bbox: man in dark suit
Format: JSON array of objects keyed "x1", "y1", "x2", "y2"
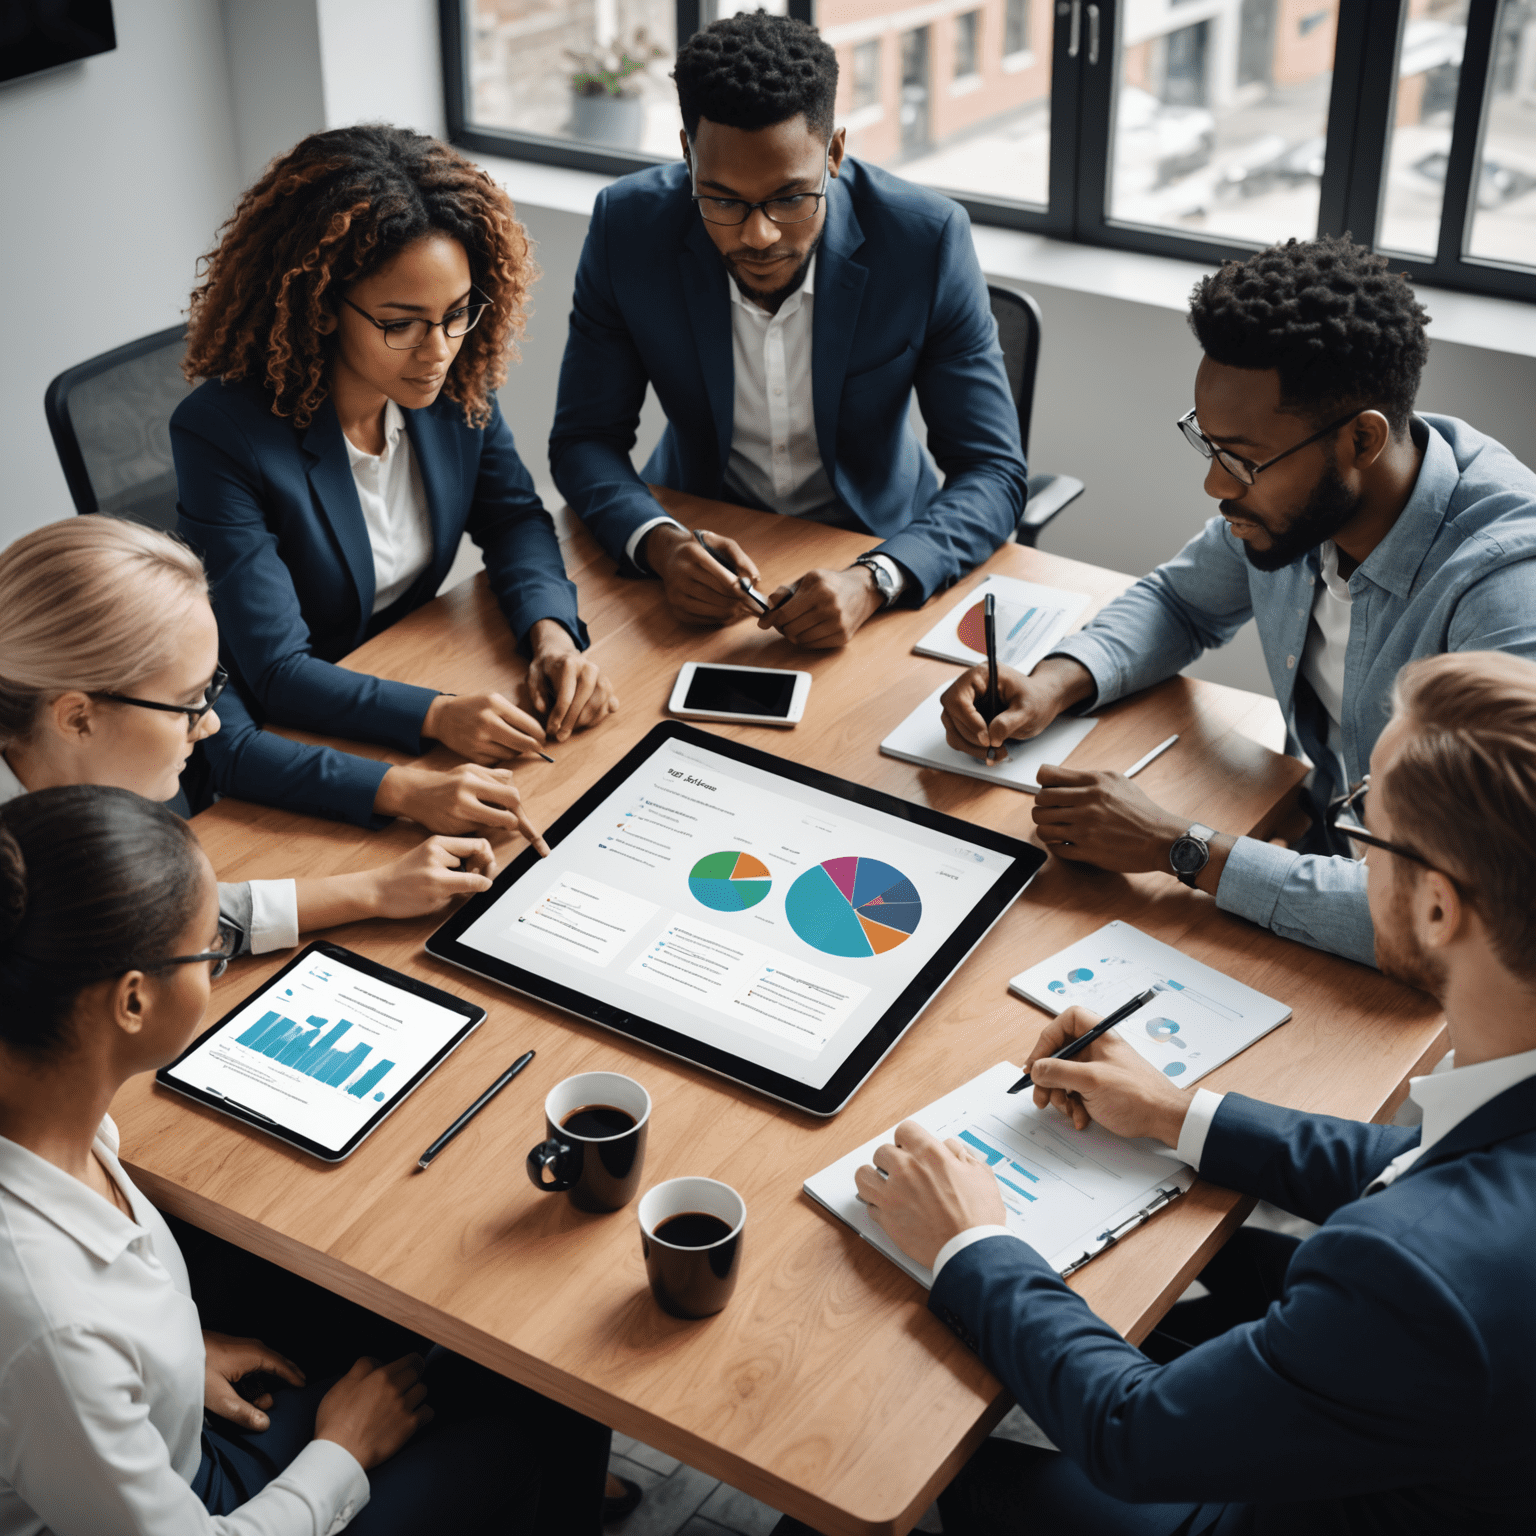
[
  {"x1": 836, "y1": 649, "x2": 1536, "y2": 1534},
  {"x1": 549, "y1": 11, "x2": 1026, "y2": 648}
]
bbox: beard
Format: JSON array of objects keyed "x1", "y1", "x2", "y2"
[
  {"x1": 1233, "y1": 461, "x2": 1365, "y2": 573},
  {"x1": 723, "y1": 232, "x2": 822, "y2": 314},
  {"x1": 1373, "y1": 869, "x2": 1448, "y2": 1000}
]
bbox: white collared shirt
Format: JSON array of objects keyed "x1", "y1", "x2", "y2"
[
  {"x1": 932, "y1": 1045, "x2": 1536, "y2": 1279},
  {"x1": 0, "y1": 1116, "x2": 367, "y2": 1535},
  {"x1": 1300, "y1": 539, "x2": 1353, "y2": 756},
  {"x1": 342, "y1": 400, "x2": 434, "y2": 616},
  {"x1": 0, "y1": 754, "x2": 297, "y2": 956}
]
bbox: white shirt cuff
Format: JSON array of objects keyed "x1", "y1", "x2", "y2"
[
  {"x1": 248, "y1": 879, "x2": 299, "y2": 955},
  {"x1": 271, "y1": 1438, "x2": 370, "y2": 1535},
  {"x1": 625, "y1": 515, "x2": 684, "y2": 571},
  {"x1": 932, "y1": 1224, "x2": 1022, "y2": 1281},
  {"x1": 1175, "y1": 1089, "x2": 1226, "y2": 1171}
]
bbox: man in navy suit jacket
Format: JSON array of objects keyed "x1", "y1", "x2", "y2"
[
  {"x1": 549, "y1": 12, "x2": 1025, "y2": 649},
  {"x1": 836, "y1": 650, "x2": 1536, "y2": 1535}
]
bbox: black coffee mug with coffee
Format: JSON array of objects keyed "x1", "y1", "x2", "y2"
[
  {"x1": 526, "y1": 1071, "x2": 651, "y2": 1213},
  {"x1": 638, "y1": 1177, "x2": 746, "y2": 1319}
]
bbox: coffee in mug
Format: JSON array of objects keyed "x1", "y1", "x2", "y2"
[
  {"x1": 526, "y1": 1072, "x2": 651, "y2": 1213},
  {"x1": 638, "y1": 1177, "x2": 745, "y2": 1319}
]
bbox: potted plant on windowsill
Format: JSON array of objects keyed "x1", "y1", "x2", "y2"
[{"x1": 567, "y1": 32, "x2": 664, "y2": 149}]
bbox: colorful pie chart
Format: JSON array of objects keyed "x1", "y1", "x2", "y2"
[
  {"x1": 689, "y1": 851, "x2": 772, "y2": 912},
  {"x1": 784, "y1": 856, "x2": 922, "y2": 958}
]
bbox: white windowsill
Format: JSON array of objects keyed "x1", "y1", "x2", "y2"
[
  {"x1": 949, "y1": 72, "x2": 983, "y2": 97},
  {"x1": 473, "y1": 151, "x2": 1536, "y2": 361}
]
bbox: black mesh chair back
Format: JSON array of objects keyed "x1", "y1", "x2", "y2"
[
  {"x1": 44, "y1": 325, "x2": 192, "y2": 532},
  {"x1": 986, "y1": 283, "x2": 1084, "y2": 547},
  {"x1": 988, "y1": 284, "x2": 1044, "y2": 459}
]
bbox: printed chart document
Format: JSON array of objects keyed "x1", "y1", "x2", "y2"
[
  {"x1": 881, "y1": 681, "x2": 1098, "y2": 792},
  {"x1": 1010, "y1": 920, "x2": 1291, "y2": 1086},
  {"x1": 913, "y1": 575, "x2": 1091, "y2": 669},
  {"x1": 804, "y1": 1062, "x2": 1193, "y2": 1286}
]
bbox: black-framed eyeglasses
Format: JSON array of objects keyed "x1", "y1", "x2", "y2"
[
  {"x1": 145, "y1": 924, "x2": 237, "y2": 982},
  {"x1": 96, "y1": 664, "x2": 228, "y2": 729},
  {"x1": 689, "y1": 138, "x2": 833, "y2": 226},
  {"x1": 340, "y1": 288, "x2": 491, "y2": 350},
  {"x1": 1327, "y1": 776, "x2": 1434, "y2": 868},
  {"x1": 1177, "y1": 408, "x2": 1365, "y2": 487}
]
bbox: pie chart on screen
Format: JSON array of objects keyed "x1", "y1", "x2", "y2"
[
  {"x1": 785, "y1": 857, "x2": 922, "y2": 958},
  {"x1": 689, "y1": 851, "x2": 772, "y2": 912}
]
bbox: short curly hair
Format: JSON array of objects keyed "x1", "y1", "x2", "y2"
[
  {"x1": 673, "y1": 11, "x2": 838, "y2": 141},
  {"x1": 1187, "y1": 236, "x2": 1430, "y2": 434},
  {"x1": 183, "y1": 125, "x2": 535, "y2": 429}
]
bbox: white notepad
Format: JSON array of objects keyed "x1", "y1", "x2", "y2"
[
  {"x1": 1009, "y1": 921, "x2": 1292, "y2": 1087},
  {"x1": 880, "y1": 681, "x2": 1098, "y2": 792},
  {"x1": 803, "y1": 1061, "x2": 1193, "y2": 1286},
  {"x1": 913, "y1": 575, "x2": 1091, "y2": 669}
]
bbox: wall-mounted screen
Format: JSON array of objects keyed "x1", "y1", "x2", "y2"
[{"x1": 1, "y1": 1, "x2": 116, "y2": 87}]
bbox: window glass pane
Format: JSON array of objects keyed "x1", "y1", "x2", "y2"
[
  {"x1": 1377, "y1": 2, "x2": 1468, "y2": 258},
  {"x1": 825, "y1": 0, "x2": 1051, "y2": 207},
  {"x1": 1108, "y1": 1, "x2": 1336, "y2": 246},
  {"x1": 467, "y1": 0, "x2": 683, "y2": 155},
  {"x1": 1466, "y1": 0, "x2": 1536, "y2": 269}
]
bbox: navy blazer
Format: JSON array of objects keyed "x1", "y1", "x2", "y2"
[
  {"x1": 931, "y1": 1083, "x2": 1536, "y2": 1534},
  {"x1": 548, "y1": 158, "x2": 1026, "y2": 601},
  {"x1": 172, "y1": 377, "x2": 586, "y2": 826}
]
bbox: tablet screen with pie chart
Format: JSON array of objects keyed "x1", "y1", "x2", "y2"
[{"x1": 429, "y1": 723, "x2": 1044, "y2": 1115}]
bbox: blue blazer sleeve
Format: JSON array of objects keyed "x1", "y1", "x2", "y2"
[
  {"x1": 873, "y1": 206, "x2": 1025, "y2": 599},
  {"x1": 930, "y1": 1225, "x2": 1490, "y2": 1510},
  {"x1": 466, "y1": 400, "x2": 588, "y2": 651},
  {"x1": 548, "y1": 188, "x2": 665, "y2": 566},
  {"x1": 1198, "y1": 1092, "x2": 1420, "y2": 1224}
]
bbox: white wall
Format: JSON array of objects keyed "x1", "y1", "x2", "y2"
[{"x1": 0, "y1": 0, "x2": 242, "y2": 543}]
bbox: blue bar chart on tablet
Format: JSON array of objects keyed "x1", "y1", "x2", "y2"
[{"x1": 237, "y1": 1009, "x2": 396, "y2": 1100}]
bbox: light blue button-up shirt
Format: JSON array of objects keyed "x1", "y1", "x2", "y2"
[{"x1": 1051, "y1": 414, "x2": 1536, "y2": 966}]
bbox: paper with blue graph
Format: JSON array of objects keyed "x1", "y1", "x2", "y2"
[
  {"x1": 802, "y1": 1061, "x2": 1193, "y2": 1287},
  {"x1": 1009, "y1": 920, "x2": 1292, "y2": 1087},
  {"x1": 912, "y1": 574, "x2": 1091, "y2": 669}
]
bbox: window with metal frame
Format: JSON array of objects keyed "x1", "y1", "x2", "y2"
[{"x1": 442, "y1": 0, "x2": 1536, "y2": 303}]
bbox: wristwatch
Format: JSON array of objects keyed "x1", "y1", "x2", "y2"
[
  {"x1": 852, "y1": 553, "x2": 904, "y2": 608},
  {"x1": 1169, "y1": 823, "x2": 1217, "y2": 888}
]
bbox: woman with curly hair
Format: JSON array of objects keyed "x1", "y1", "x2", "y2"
[{"x1": 172, "y1": 124, "x2": 618, "y2": 834}]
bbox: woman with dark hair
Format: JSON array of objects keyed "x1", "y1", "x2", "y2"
[
  {"x1": 0, "y1": 785, "x2": 613, "y2": 1533},
  {"x1": 174, "y1": 124, "x2": 618, "y2": 832}
]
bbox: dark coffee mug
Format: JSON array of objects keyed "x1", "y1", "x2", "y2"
[
  {"x1": 638, "y1": 1177, "x2": 746, "y2": 1319},
  {"x1": 525, "y1": 1071, "x2": 651, "y2": 1213}
]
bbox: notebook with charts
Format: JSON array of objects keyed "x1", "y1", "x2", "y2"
[
  {"x1": 1009, "y1": 920, "x2": 1291, "y2": 1087},
  {"x1": 880, "y1": 681, "x2": 1098, "y2": 792},
  {"x1": 913, "y1": 575, "x2": 1091, "y2": 669},
  {"x1": 803, "y1": 1061, "x2": 1193, "y2": 1286}
]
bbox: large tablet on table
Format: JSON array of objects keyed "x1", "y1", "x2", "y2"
[
  {"x1": 427, "y1": 723, "x2": 1045, "y2": 1115},
  {"x1": 158, "y1": 941, "x2": 486, "y2": 1162}
]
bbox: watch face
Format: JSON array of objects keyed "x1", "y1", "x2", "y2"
[{"x1": 1170, "y1": 836, "x2": 1206, "y2": 875}]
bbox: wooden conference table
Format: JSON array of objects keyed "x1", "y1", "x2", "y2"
[{"x1": 112, "y1": 504, "x2": 1446, "y2": 1536}]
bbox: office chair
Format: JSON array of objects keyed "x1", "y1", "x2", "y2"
[
  {"x1": 987, "y1": 284, "x2": 1085, "y2": 548},
  {"x1": 44, "y1": 324, "x2": 192, "y2": 531}
]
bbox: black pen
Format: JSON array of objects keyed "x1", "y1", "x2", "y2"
[
  {"x1": 416, "y1": 1050, "x2": 536, "y2": 1169},
  {"x1": 1006, "y1": 988, "x2": 1158, "y2": 1094},
  {"x1": 981, "y1": 592, "x2": 1001, "y2": 763},
  {"x1": 693, "y1": 528, "x2": 772, "y2": 612}
]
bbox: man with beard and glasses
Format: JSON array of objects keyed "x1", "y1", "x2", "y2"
[
  {"x1": 549, "y1": 11, "x2": 1025, "y2": 649},
  {"x1": 786, "y1": 651, "x2": 1536, "y2": 1536},
  {"x1": 940, "y1": 236, "x2": 1536, "y2": 966}
]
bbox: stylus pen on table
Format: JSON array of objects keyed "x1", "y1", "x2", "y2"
[
  {"x1": 693, "y1": 528, "x2": 773, "y2": 613},
  {"x1": 981, "y1": 592, "x2": 1001, "y2": 763},
  {"x1": 416, "y1": 1050, "x2": 536, "y2": 1169},
  {"x1": 1124, "y1": 734, "x2": 1179, "y2": 779},
  {"x1": 1005, "y1": 987, "x2": 1158, "y2": 1094}
]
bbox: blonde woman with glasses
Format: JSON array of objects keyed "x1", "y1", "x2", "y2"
[{"x1": 0, "y1": 516, "x2": 532, "y2": 958}]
